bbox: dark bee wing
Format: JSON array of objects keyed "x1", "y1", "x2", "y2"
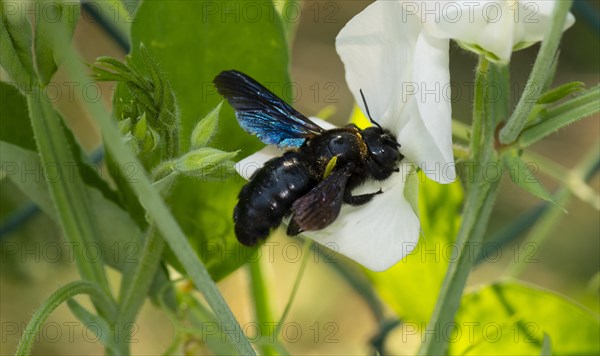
[
  {"x1": 214, "y1": 70, "x2": 324, "y2": 148},
  {"x1": 287, "y1": 168, "x2": 350, "y2": 235}
]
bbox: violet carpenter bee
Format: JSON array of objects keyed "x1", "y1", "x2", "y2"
[{"x1": 213, "y1": 70, "x2": 403, "y2": 246}]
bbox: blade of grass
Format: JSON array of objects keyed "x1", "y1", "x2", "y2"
[
  {"x1": 16, "y1": 281, "x2": 115, "y2": 356},
  {"x1": 26, "y1": 92, "x2": 114, "y2": 314}
]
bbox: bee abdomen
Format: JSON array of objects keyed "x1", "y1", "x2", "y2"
[{"x1": 234, "y1": 152, "x2": 315, "y2": 246}]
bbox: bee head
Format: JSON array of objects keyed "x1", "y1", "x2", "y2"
[{"x1": 361, "y1": 127, "x2": 403, "y2": 170}]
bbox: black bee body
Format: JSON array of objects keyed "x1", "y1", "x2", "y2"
[
  {"x1": 214, "y1": 70, "x2": 403, "y2": 246},
  {"x1": 234, "y1": 151, "x2": 315, "y2": 245}
]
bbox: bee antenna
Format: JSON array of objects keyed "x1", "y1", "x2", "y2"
[{"x1": 359, "y1": 89, "x2": 382, "y2": 129}]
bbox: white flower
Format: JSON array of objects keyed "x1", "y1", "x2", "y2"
[
  {"x1": 236, "y1": 0, "x2": 456, "y2": 271},
  {"x1": 419, "y1": 0, "x2": 576, "y2": 63}
]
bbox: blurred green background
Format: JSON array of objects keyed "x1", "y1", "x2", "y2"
[{"x1": 1, "y1": 1, "x2": 598, "y2": 354}]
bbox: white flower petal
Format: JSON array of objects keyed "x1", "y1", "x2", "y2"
[
  {"x1": 399, "y1": 99, "x2": 456, "y2": 183},
  {"x1": 425, "y1": 0, "x2": 515, "y2": 62},
  {"x1": 303, "y1": 163, "x2": 420, "y2": 271},
  {"x1": 517, "y1": 1, "x2": 576, "y2": 46},
  {"x1": 335, "y1": 0, "x2": 421, "y2": 128},
  {"x1": 411, "y1": 31, "x2": 456, "y2": 183},
  {"x1": 234, "y1": 145, "x2": 280, "y2": 180},
  {"x1": 336, "y1": 1, "x2": 455, "y2": 183}
]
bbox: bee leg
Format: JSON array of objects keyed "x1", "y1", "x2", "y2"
[
  {"x1": 287, "y1": 218, "x2": 303, "y2": 236},
  {"x1": 343, "y1": 188, "x2": 383, "y2": 206}
]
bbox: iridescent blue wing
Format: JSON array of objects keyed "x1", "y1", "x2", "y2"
[{"x1": 214, "y1": 70, "x2": 324, "y2": 148}]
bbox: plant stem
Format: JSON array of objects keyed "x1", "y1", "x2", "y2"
[
  {"x1": 275, "y1": 240, "x2": 313, "y2": 338},
  {"x1": 499, "y1": 0, "x2": 574, "y2": 144},
  {"x1": 16, "y1": 281, "x2": 115, "y2": 356},
  {"x1": 469, "y1": 57, "x2": 490, "y2": 160},
  {"x1": 116, "y1": 225, "x2": 165, "y2": 345},
  {"x1": 418, "y1": 179, "x2": 499, "y2": 355},
  {"x1": 248, "y1": 258, "x2": 277, "y2": 356},
  {"x1": 419, "y1": 55, "x2": 503, "y2": 355}
]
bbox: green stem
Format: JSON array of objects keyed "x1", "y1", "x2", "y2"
[
  {"x1": 507, "y1": 143, "x2": 600, "y2": 277},
  {"x1": 116, "y1": 226, "x2": 165, "y2": 345},
  {"x1": 58, "y1": 27, "x2": 255, "y2": 355},
  {"x1": 418, "y1": 180, "x2": 499, "y2": 355},
  {"x1": 419, "y1": 55, "x2": 503, "y2": 355},
  {"x1": 499, "y1": 0, "x2": 574, "y2": 144},
  {"x1": 16, "y1": 281, "x2": 115, "y2": 356},
  {"x1": 470, "y1": 57, "x2": 490, "y2": 159},
  {"x1": 248, "y1": 259, "x2": 277, "y2": 356},
  {"x1": 275, "y1": 240, "x2": 313, "y2": 338}
]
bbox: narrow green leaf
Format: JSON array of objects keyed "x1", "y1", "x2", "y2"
[
  {"x1": 0, "y1": 81, "x2": 36, "y2": 151},
  {"x1": 16, "y1": 281, "x2": 114, "y2": 356},
  {"x1": 499, "y1": 0, "x2": 574, "y2": 144},
  {"x1": 0, "y1": 4, "x2": 35, "y2": 90},
  {"x1": 66, "y1": 299, "x2": 119, "y2": 353},
  {"x1": 33, "y1": 0, "x2": 80, "y2": 84},
  {"x1": 520, "y1": 85, "x2": 600, "y2": 147},
  {"x1": 26, "y1": 92, "x2": 113, "y2": 309},
  {"x1": 537, "y1": 81, "x2": 585, "y2": 104},
  {"x1": 503, "y1": 150, "x2": 556, "y2": 205},
  {"x1": 540, "y1": 333, "x2": 552, "y2": 356},
  {"x1": 191, "y1": 102, "x2": 222, "y2": 148}
]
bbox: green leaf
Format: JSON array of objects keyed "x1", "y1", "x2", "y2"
[
  {"x1": 25, "y1": 91, "x2": 114, "y2": 312},
  {"x1": 0, "y1": 4, "x2": 35, "y2": 90},
  {"x1": 537, "y1": 81, "x2": 585, "y2": 105},
  {"x1": 16, "y1": 281, "x2": 115, "y2": 356},
  {"x1": 520, "y1": 85, "x2": 600, "y2": 147},
  {"x1": 191, "y1": 101, "x2": 222, "y2": 148},
  {"x1": 130, "y1": 0, "x2": 290, "y2": 280},
  {"x1": 66, "y1": 299, "x2": 118, "y2": 353},
  {"x1": 449, "y1": 282, "x2": 600, "y2": 355},
  {"x1": 33, "y1": 0, "x2": 80, "y2": 84},
  {"x1": 366, "y1": 173, "x2": 464, "y2": 325},
  {"x1": 0, "y1": 81, "x2": 36, "y2": 151},
  {"x1": 503, "y1": 150, "x2": 556, "y2": 204}
]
